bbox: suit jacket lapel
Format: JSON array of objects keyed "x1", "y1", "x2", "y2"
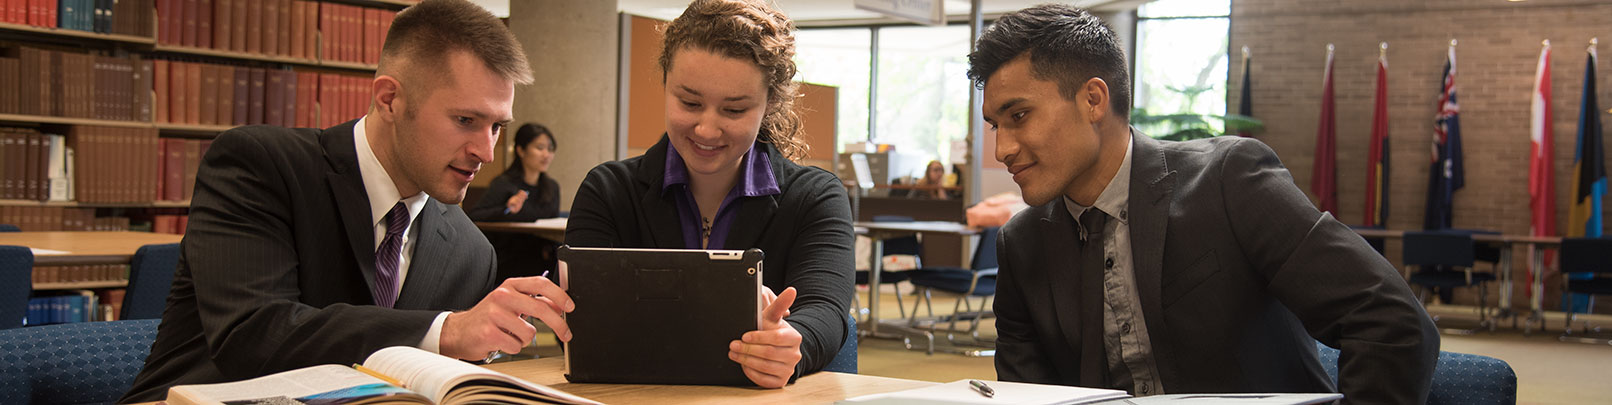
[
  {"x1": 321, "y1": 120, "x2": 380, "y2": 304},
  {"x1": 396, "y1": 201, "x2": 452, "y2": 309},
  {"x1": 1041, "y1": 199, "x2": 1107, "y2": 386},
  {"x1": 1127, "y1": 130, "x2": 1177, "y2": 383},
  {"x1": 636, "y1": 136, "x2": 686, "y2": 248}
]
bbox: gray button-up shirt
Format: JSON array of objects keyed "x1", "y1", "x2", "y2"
[{"x1": 1063, "y1": 135, "x2": 1165, "y2": 396}]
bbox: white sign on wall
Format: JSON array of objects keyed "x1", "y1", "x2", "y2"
[{"x1": 853, "y1": 0, "x2": 945, "y2": 26}]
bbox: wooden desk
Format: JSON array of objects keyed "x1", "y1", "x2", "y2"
[
  {"x1": 483, "y1": 357, "x2": 935, "y2": 404},
  {"x1": 853, "y1": 221, "x2": 978, "y2": 351},
  {"x1": 475, "y1": 217, "x2": 568, "y2": 243},
  {"x1": 0, "y1": 231, "x2": 182, "y2": 266},
  {"x1": 1351, "y1": 228, "x2": 1563, "y2": 333}
]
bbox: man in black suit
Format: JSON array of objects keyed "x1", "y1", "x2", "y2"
[
  {"x1": 122, "y1": 1, "x2": 575, "y2": 401},
  {"x1": 968, "y1": 5, "x2": 1439, "y2": 404}
]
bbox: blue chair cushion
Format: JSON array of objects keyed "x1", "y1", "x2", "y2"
[
  {"x1": 123, "y1": 243, "x2": 181, "y2": 320},
  {"x1": 908, "y1": 268, "x2": 996, "y2": 297},
  {"x1": 1314, "y1": 341, "x2": 1515, "y2": 405},
  {"x1": 0, "y1": 246, "x2": 32, "y2": 330},
  {"x1": 0, "y1": 319, "x2": 161, "y2": 404},
  {"x1": 821, "y1": 314, "x2": 857, "y2": 374}
]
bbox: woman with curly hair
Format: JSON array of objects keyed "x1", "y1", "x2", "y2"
[{"x1": 564, "y1": 0, "x2": 853, "y2": 388}]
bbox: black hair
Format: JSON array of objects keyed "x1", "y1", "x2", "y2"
[
  {"x1": 503, "y1": 123, "x2": 555, "y2": 180},
  {"x1": 966, "y1": 4, "x2": 1130, "y2": 118}
]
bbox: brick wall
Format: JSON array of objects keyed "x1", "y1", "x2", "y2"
[{"x1": 1229, "y1": 0, "x2": 1612, "y2": 314}]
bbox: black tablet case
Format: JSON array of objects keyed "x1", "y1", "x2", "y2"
[{"x1": 558, "y1": 246, "x2": 764, "y2": 385}]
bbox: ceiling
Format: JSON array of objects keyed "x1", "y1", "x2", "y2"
[{"x1": 617, "y1": 0, "x2": 1144, "y2": 25}]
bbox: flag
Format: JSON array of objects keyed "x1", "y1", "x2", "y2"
[
  {"x1": 1568, "y1": 43, "x2": 1605, "y2": 238},
  {"x1": 1237, "y1": 46, "x2": 1253, "y2": 137},
  {"x1": 1312, "y1": 45, "x2": 1338, "y2": 214},
  {"x1": 1365, "y1": 44, "x2": 1391, "y2": 227},
  {"x1": 1528, "y1": 41, "x2": 1558, "y2": 302},
  {"x1": 1424, "y1": 44, "x2": 1464, "y2": 230},
  {"x1": 1565, "y1": 41, "x2": 1603, "y2": 311}
]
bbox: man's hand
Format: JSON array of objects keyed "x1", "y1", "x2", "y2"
[
  {"x1": 729, "y1": 286, "x2": 802, "y2": 388},
  {"x1": 440, "y1": 276, "x2": 573, "y2": 361},
  {"x1": 505, "y1": 190, "x2": 529, "y2": 214}
]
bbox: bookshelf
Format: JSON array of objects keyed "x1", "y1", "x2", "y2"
[
  {"x1": 156, "y1": 123, "x2": 233, "y2": 136},
  {"x1": 0, "y1": 22, "x2": 157, "y2": 45},
  {"x1": 0, "y1": 113, "x2": 155, "y2": 129},
  {"x1": 34, "y1": 280, "x2": 130, "y2": 291},
  {"x1": 0, "y1": 199, "x2": 190, "y2": 208}
]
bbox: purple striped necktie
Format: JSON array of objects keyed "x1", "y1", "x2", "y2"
[{"x1": 374, "y1": 201, "x2": 409, "y2": 308}]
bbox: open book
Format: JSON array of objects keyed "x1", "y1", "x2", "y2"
[{"x1": 166, "y1": 346, "x2": 601, "y2": 405}]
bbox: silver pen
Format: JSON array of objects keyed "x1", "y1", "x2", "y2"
[{"x1": 968, "y1": 379, "x2": 994, "y2": 398}]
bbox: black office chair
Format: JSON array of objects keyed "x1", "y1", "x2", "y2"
[
  {"x1": 905, "y1": 227, "x2": 998, "y2": 351},
  {"x1": 1403, "y1": 230, "x2": 1496, "y2": 333},
  {"x1": 0, "y1": 224, "x2": 19, "y2": 232},
  {"x1": 122, "y1": 243, "x2": 181, "y2": 320},
  {"x1": 1558, "y1": 237, "x2": 1612, "y2": 343},
  {"x1": 851, "y1": 215, "x2": 921, "y2": 322},
  {"x1": 0, "y1": 246, "x2": 31, "y2": 330}
]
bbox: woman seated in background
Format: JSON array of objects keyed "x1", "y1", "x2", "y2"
[
  {"x1": 468, "y1": 123, "x2": 561, "y2": 281},
  {"x1": 564, "y1": 0, "x2": 852, "y2": 388},
  {"x1": 892, "y1": 160, "x2": 953, "y2": 199}
]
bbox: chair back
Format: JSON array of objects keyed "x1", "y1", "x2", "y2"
[
  {"x1": 0, "y1": 224, "x2": 19, "y2": 232},
  {"x1": 0, "y1": 319, "x2": 161, "y2": 404},
  {"x1": 822, "y1": 314, "x2": 858, "y2": 374},
  {"x1": 969, "y1": 227, "x2": 1000, "y2": 271},
  {"x1": 1560, "y1": 238, "x2": 1612, "y2": 274},
  {"x1": 0, "y1": 246, "x2": 32, "y2": 330},
  {"x1": 1402, "y1": 231, "x2": 1476, "y2": 267},
  {"x1": 871, "y1": 215, "x2": 922, "y2": 256},
  {"x1": 1315, "y1": 342, "x2": 1515, "y2": 405},
  {"x1": 122, "y1": 243, "x2": 181, "y2": 320}
]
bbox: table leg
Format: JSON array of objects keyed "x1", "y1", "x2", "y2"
[
  {"x1": 1497, "y1": 243, "x2": 1515, "y2": 328},
  {"x1": 867, "y1": 237, "x2": 884, "y2": 335}
]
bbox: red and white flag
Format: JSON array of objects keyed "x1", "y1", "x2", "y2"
[{"x1": 1529, "y1": 41, "x2": 1558, "y2": 285}]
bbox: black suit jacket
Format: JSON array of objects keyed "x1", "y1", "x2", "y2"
[
  {"x1": 122, "y1": 121, "x2": 497, "y2": 402},
  {"x1": 994, "y1": 132, "x2": 1438, "y2": 404},
  {"x1": 564, "y1": 136, "x2": 854, "y2": 379}
]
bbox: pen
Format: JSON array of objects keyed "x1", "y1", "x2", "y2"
[
  {"x1": 969, "y1": 379, "x2": 994, "y2": 398},
  {"x1": 486, "y1": 271, "x2": 554, "y2": 363},
  {"x1": 353, "y1": 364, "x2": 405, "y2": 388}
]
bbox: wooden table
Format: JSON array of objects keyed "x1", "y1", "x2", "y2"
[
  {"x1": 483, "y1": 357, "x2": 935, "y2": 404},
  {"x1": 1352, "y1": 228, "x2": 1563, "y2": 333},
  {"x1": 475, "y1": 217, "x2": 568, "y2": 243},
  {"x1": 853, "y1": 221, "x2": 979, "y2": 353},
  {"x1": 0, "y1": 231, "x2": 183, "y2": 266}
]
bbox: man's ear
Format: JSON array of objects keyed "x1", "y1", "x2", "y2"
[
  {"x1": 1082, "y1": 77, "x2": 1110, "y2": 124},
  {"x1": 373, "y1": 75, "x2": 402, "y2": 122}
]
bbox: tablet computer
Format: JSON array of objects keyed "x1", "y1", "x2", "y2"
[{"x1": 557, "y1": 246, "x2": 764, "y2": 385}]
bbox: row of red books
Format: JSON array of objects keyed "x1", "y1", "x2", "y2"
[
  {"x1": 66, "y1": 126, "x2": 164, "y2": 204},
  {"x1": 156, "y1": 138, "x2": 208, "y2": 202},
  {"x1": 155, "y1": 0, "x2": 396, "y2": 65},
  {"x1": 0, "y1": 127, "x2": 58, "y2": 201},
  {"x1": 0, "y1": 47, "x2": 154, "y2": 122},
  {"x1": 0, "y1": 205, "x2": 126, "y2": 231},
  {"x1": 0, "y1": 126, "x2": 209, "y2": 204},
  {"x1": 153, "y1": 59, "x2": 369, "y2": 129},
  {"x1": 1, "y1": 0, "x2": 154, "y2": 37},
  {"x1": 31, "y1": 265, "x2": 125, "y2": 284}
]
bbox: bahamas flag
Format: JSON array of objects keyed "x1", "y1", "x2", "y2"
[{"x1": 1565, "y1": 42, "x2": 1604, "y2": 312}]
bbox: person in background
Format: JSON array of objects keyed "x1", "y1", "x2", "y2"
[
  {"x1": 469, "y1": 123, "x2": 562, "y2": 281},
  {"x1": 563, "y1": 0, "x2": 853, "y2": 389},
  {"x1": 971, "y1": 4, "x2": 1437, "y2": 403},
  {"x1": 913, "y1": 160, "x2": 950, "y2": 199}
]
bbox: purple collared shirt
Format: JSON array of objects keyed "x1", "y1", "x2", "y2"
[{"x1": 663, "y1": 142, "x2": 781, "y2": 249}]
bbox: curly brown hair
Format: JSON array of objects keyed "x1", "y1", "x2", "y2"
[{"x1": 658, "y1": 0, "x2": 807, "y2": 161}]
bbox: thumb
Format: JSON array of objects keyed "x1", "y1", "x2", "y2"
[{"x1": 763, "y1": 287, "x2": 796, "y2": 326}]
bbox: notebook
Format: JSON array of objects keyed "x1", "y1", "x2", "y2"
[
  {"x1": 837, "y1": 379, "x2": 1129, "y2": 405},
  {"x1": 557, "y1": 246, "x2": 764, "y2": 385}
]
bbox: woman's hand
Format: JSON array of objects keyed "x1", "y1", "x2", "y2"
[
  {"x1": 729, "y1": 287, "x2": 802, "y2": 388},
  {"x1": 505, "y1": 190, "x2": 529, "y2": 214}
]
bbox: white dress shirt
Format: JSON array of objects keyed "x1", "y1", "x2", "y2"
[{"x1": 353, "y1": 116, "x2": 452, "y2": 354}]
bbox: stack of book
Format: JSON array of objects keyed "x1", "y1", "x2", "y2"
[
  {"x1": 67, "y1": 126, "x2": 162, "y2": 204},
  {"x1": 319, "y1": 1, "x2": 396, "y2": 65},
  {"x1": 158, "y1": 0, "x2": 319, "y2": 61},
  {"x1": 153, "y1": 59, "x2": 369, "y2": 129},
  {"x1": 0, "y1": 46, "x2": 154, "y2": 122}
]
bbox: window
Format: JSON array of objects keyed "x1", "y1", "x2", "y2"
[
  {"x1": 1133, "y1": 0, "x2": 1231, "y2": 138},
  {"x1": 794, "y1": 28, "x2": 872, "y2": 151}
]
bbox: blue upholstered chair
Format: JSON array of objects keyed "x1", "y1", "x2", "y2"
[
  {"x1": 0, "y1": 224, "x2": 20, "y2": 232},
  {"x1": 0, "y1": 245, "x2": 32, "y2": 330},
  {"x1": 1558, "y1": 237, "x2": 1612, "y2": 343},
  {"x1": 0, "y1": 319, "x2": 161, "y2": 404},
  {"x1": 822, "y1": 314, "x2": 858, "y2": 374},
  {"x1": 122, "y1": 243, "x2": 181, "y2": 320},
  {"x1": 1402, "y1": 230, "x2": 1496, "y2": 333},
  {"x1": 905, "y1": 227, "x2": 999, "y2": 349},
  {"x1": 1315, "y1": 342, "x2": 1516, "y2": 405}
]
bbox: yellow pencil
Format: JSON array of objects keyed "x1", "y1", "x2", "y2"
[{"x1": 352, "y1": 364, "x2": 406, "y2": 388}]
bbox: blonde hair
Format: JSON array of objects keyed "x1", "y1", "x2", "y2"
[{"x1": 658, "y1": 0, "x2": 806, "y2": 161}]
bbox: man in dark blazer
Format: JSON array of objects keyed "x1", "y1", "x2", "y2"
[
  {"x1": 122, "y1": 1, "x2": 574, "y2": 401},
  {"x1": 968, "y1": 5, "x2": 1439, "y2": 404}
]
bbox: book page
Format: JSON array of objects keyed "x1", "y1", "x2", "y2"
[
  {"x1": 363, "y1": 346, "x2": 600, "y2": 405},
  {"x1": 168, "y1": 365, "x2": 415, "y2": 405}
]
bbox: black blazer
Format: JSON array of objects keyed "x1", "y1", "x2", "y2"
[
  {"x1": 122, "y1": 121, "x2": 497, "y2": 402},
  {"x1": 467, "y1": 172, "x2": 561, "y2": 222},
  {"x1": 565, "y1": 136, "x2": 854, "y2": 379},
  {"x1": 993, "y1": 132, "x2": 1438, "y2": 404}
]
